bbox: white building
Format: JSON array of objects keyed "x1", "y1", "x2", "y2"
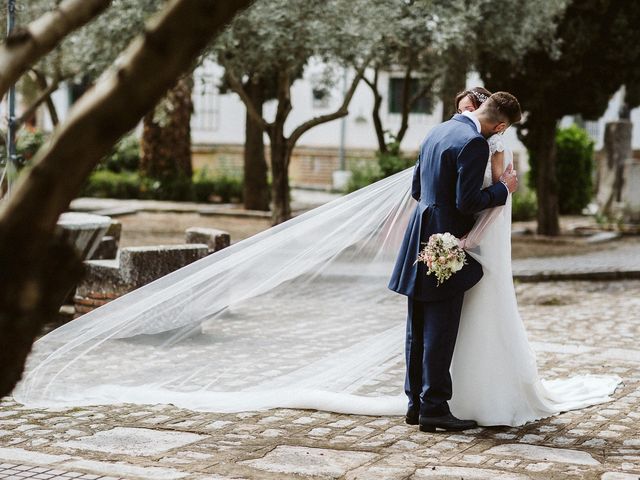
[{"x1": 15, "y1": 59, "x2": 640, "y2": 190}]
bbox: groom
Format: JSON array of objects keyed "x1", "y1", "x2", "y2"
[{"x1": 389, "y1": 91, "x2": 522, "y2": 432}]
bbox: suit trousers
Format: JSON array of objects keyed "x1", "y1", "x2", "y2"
[{"x1": 404, "y1": 292, "x2": 465, "y2": 417}]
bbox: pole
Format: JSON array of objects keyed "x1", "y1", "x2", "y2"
[
  {"x1": 5, "y1": 0, "x2": 17, "y2": 197},
  {"x1": 338, "y1": 68, "x2": 348, "y2": 171}
]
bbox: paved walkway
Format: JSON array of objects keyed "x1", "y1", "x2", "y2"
[
  {"x1": 2, "y1": 280, "x2": 640, "y2": 479},
  {"x1": 69, "y1": 189, "x2": 343, "y2": 219},
  {"x1": 512, "y1": 239, "x2": 640, "y2": 281}
]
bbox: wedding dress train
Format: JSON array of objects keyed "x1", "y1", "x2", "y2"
[
  {"x1": 13, "y1": 151, "x2": 620, "y2": 426},
  {"x1": 450, "y1": 149, "x2": 620, "y2": 426}
]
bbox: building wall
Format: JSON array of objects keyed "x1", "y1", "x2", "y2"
[
  {"x1": 3, "y1": 57, "x2": 639, "y2": 191},
  {"x1": 193, "y1": 143, "x2": 378, "y2": 189}
]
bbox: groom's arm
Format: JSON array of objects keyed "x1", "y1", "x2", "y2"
[{"x1": 455, "y1": 137, "x2": 508, "y2": 215}]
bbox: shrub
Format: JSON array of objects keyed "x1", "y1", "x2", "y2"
[
  {"x1": 512, "y1": 188, "x2": 538, "y2": 222},
  {"x1": 377, "y1": 150, "x2": 415, "y2": 178},
  {"x1": 99, "y1": 134, "x2": 141, "y2": 172},
  {"x1": 527, "y1": 125, "x2": 594, "y2": 215},
  {"x1": 555, "y1": 125, "x2": 594, "y2": 214},
  {"x1": 347, "y1": 141, "x2": 415, "y2": 193},
  {"x1": 141, "y1": 174, "x2": 192, "y2": 201},
  {"x1": 192, "y1": 168, "x2": 243, "y2": 203},
  {"x1": 16, "y1": 128, "x2": 47, "y2": 166},
  {"x1": 82, "y1": 170, "x2": 142, "y2": 199},
  {"x1": 347, "y1": 160, "x2": 382, "y2": 193}
]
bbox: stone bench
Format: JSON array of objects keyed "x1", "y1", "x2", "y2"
[
  {"x1": 185, "y1": 227, "x2": 230, "y2": 253},
  {"x1": 74, "y1": 244, "x2": 209, "y2": 317}
]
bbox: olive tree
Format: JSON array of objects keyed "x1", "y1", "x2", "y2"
[
  {"x1": 212, "y1": 0, "x2": 378, "y2": 224},
  {"x1": 0, "y1": 0, "x2": 252, "y2": 399}
]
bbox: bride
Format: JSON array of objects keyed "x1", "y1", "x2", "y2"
[
  {"x1": 445, "y1": 87, "x2": 620, "y2": 427},
  {"x1": 13, "y1": 88, "x2": 620, "y2": 428}
]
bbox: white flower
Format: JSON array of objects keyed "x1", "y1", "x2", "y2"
[
  {"x1": 440, "y1": 233, "x2": 459, "y2": 250},
  {"x1": 451, "y1": 259, "x2": 465, "y2": 272}
]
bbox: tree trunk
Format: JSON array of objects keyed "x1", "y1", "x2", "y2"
[
  {"x1": 269, "y1": 130, "x2": 291, "y2": 225},
  {"x1": 440, "y1": 49, "x2": 467, "y2": 121},
  {"x1": 367, "y1": 68, "x2": 387, "y2": 153},
  {"x1": 528, "y1": 117, "x2": 561, "y2": 235},
  {"x1": 140, "y1": 74, "x2": 194, "y2": 199},
  {"x1": 0, "y1": 0, "x2": 252, "y2": 399},
  {"x1": 32, "y1": 71, "x2": 60, "y2": 126},
  {"x1": 243, "y1": 77, "x2": 270, "y2": 211},
  {"x1": 0, "y1": 230, "x2": 83, "y2": 398}
]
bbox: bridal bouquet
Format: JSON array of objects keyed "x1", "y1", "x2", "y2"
[{"x1": 416, "y1": 233, "x2": 467, "y2": 286}]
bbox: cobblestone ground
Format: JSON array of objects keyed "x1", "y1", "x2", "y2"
[{"x1": 1, "y1": 280, "x2": 640, "y2": 480}]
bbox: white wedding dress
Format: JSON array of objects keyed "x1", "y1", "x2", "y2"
[
  {"x1": 12, "y1": 139, "x2": 620, "y2": 426},
  {"x1": 449, "y1": 138, "x2": 621, "y2": 426}
]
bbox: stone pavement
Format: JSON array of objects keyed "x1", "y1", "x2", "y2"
[
  {"x1": 512, "y1": 239, "x2": 640, "y2": 281},
  {"x1": 69, "y1": 189, "x2": 343, "y2": 219},
  {"x1": 1, "y1": 280, "x2": 640, "y2": 479}
]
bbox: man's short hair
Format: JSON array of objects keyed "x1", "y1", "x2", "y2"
[{"x1": 483, "y1": 92, "x2": 522, "y2": 125}]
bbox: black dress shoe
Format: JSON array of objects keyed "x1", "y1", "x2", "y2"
[
  {"x1": 405, "y1": 409, "x2": 419, "y2": 425},
  {"x1": 419, "y1": 413, "x2": 478, "y2": 432}
]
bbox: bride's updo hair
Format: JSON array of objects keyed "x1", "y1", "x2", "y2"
[{"x1": 455, "y1": 86, "x2": 492, "y2": 113}]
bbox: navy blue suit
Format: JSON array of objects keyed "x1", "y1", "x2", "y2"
[{"x1": 388, "y1": 114, "x2": 508, "y2": 416}]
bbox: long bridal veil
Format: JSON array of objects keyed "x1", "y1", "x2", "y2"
[
  {"x1": 14, "y1": 161, "x2": 620, "y2": 423},
  {"x1": 14, "y1": 169, "x2": 416, "y2": 415}
]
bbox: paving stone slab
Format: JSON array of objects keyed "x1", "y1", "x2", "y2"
[
  {"x1": 239, "y1": 445, "x2": 377, "y2": 478},
  {"x1": 413, "y1": 466, "x2": 533, "y2": 479},
  {"x1": 485, "y1": 444, "x2": 600, "y2": 466},
  {"x1": 55, "y1": 427, "x2": 205, "y2": 456}
]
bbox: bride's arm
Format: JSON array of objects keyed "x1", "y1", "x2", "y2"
[{"x1": 491, "y1": 151, "x2": 505, "y2": 183}]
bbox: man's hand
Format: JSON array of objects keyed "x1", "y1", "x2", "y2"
[{"x1": 499, "y1": 163, "x2": 518, "y2": 193}]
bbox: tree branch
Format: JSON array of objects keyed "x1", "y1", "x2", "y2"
[
  {"x1": 0, "y1": 0, "x2": 254, "y2": 399},
  {"x1": 274, "y1": 69, "x2": 292, "y2": 128},
  {"x1": 16, "y1": 74, "x2": 64, "y2": 129},
  {"x1": 364, "y1": 66, "x2": 387, "y2": 153},
  {"x1": 288, "y1": 59, "x2": 370, "y2": 148},
  {"x1": 1, "y1": 0, "x2": 255, "y2": 250},
  {"x1": 0, "y1": 0, "x2": 112, "y2": 99},
  {"x1": 224, "y1": 67, "x2": 270, "y2": 131},
  {"x1": 396, "y1": 56, "x2": 414, "y2": 144}
]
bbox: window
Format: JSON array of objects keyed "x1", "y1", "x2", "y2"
[
  {"x1": 312, "y1": 86, "x2": 331, "y2": 109},
  {"x1": 191, "y1": 74, "x2": 219, "y2": 131},
  {"x1": 388, "y1": 77, "x2": 432, "y2": 115}
]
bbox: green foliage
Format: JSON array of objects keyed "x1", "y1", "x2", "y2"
[
  {"x1": 143, "y1": 175, "x2": 193, "y2": 202},
  {"x1": 526, "y1": 125, "x2": 594, "y2": 214},
  {"x1": 555, "y1": 125, "x2": 594, "y2": 214},
  {"x1": 193, "y1": 168, "x2": 243, "y2": 203},
  {"x1": 512, "y1": 189, "x2": 538, "y2": 222},
  {"x1": 16, "y1": 129, "x2": 48, "y2": 165},
  {"x1": 82, "y1": 170, "x2": 142, "y2": 199},
  {"x1": 347, "y1": 160, "x2": 382, "y2": 193},
  {"x1": 99, "y1": 134, "x2": 140, "y2": 173},
  {"x1": 347, "y1": 144, "x2": 415, "y2": 192},
  {"x1": 377, "y1": 141, "x2": 415, "y2": 178},
  {"x1": 81, "y1": 167, "x2": 243, "y2": 203}
]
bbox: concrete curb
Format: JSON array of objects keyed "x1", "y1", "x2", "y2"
[{"x1": 513, "y1": 269, "x2": 640, "y2": 282}]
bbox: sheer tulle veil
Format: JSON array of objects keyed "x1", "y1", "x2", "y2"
[
  {"x1": 14, "y1": 154, "x2": 620, "y2": 422},
  {"x1": 14, "y1": 168, "x2": 417, "y2": 415}
]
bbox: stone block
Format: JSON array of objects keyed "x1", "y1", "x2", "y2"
[
  {"x1": 120, "y1": 244, "x2": 209, "y2": 286},
  {"x1": 90, "y1": 236, "x2": 118, "y2": 260},
  {"x1": 74, "y1": 244, "x2": 209, "y2": 316},
  {"x1": 185, "y1": 227, "x2": 230, "y2": 252}
]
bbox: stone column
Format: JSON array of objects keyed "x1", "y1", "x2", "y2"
[{"x1": 597, "y1": 121, "x2": 635, "y2": 221}]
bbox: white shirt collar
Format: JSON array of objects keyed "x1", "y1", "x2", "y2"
[{"x1": 461, "y1": 111, "x2": 481, "y2": 133}]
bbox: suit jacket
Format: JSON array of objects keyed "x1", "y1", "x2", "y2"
[{"x1": 388, "y1": 114, "x2": 509, "y2": 302}]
